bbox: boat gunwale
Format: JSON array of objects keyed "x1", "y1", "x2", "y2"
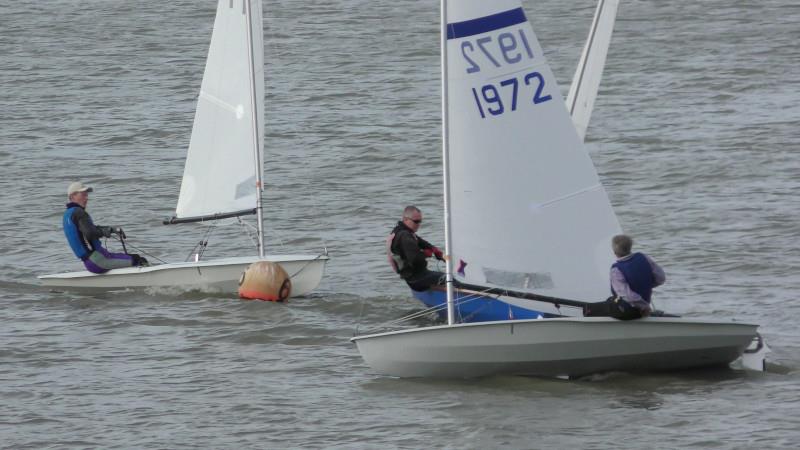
[
  {"x1": 38, "y1": 254, "x2": 329, "y2": 280},
  {"x1": 351, "y1": 316, "x2": 760, "y2": 342}
]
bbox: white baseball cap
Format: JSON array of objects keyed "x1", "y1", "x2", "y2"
[{"x1": 67, "y1": 181, "x2": 93, "y2": 196}]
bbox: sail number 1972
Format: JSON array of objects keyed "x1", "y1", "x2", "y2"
[
  {"x1": 471, "y1": 72, "x2": 552, "y2": 119},
  {"x1": 459, "y1": 29, "x2": 551, "y2": 119},
  {"x1": 461, "y1": 30, "x2": 533, "y2": 73}
]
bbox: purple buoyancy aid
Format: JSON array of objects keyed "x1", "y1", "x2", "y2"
[{"x1": 611, "y1": 252, "x2": 655, "y2": 303}]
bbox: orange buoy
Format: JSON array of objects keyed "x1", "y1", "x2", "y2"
[{"x1": 238, "y1": 261, "x2": 292, "y2": 302}]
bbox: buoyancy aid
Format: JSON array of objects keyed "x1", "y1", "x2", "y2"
[
  {"x1": 386, "y1": 232, "x2": 403, "y2": 273},
  {"x1": 63, "y1": 204, "x2": 101, "y2": 260},
  {"x1": 387, "y1": 221, "x2": 426, "y2": 279},
  {"x1": 611, "y1": 252, "x2": 655, "y2": 302}
]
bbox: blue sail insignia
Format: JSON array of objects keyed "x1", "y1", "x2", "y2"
[{"x1": 447, "y1": 7, "x2": 527, "y2": 40}]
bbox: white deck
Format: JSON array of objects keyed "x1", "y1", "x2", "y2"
[{"x1": 39, "y1": 254, "x2": 328, "y2": 297}]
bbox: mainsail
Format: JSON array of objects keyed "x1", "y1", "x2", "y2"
[
  {"x1": 444, "y1": 0, "x2": 622, "y2": 302},
  {"x1": 173, "y1": 0, "x2": 265, "y2": 222}
]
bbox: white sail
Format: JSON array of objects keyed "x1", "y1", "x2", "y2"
[
  {"x1": 445, "y1": 0, "x2": 622, "y2": 302},
  {"x1": 566, "y1": 0, "x2": 619, "y2": 141},
  {"x1": 350, "y1": 0, "x2": 765, "y2": 382},
  {"x1": 38, "y1": 0, "x2": 329, "y2": 295},
  {"x1": 175, "y1": 0, "x2": 265, "y2": 220}
]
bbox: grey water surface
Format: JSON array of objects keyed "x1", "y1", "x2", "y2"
[{"x1": 1, "y1": 0, "x2": 799, "y2": 448}]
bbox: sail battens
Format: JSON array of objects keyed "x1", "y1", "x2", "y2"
[
  {"x1": 198, "y1": 91, "x2": 242, "y2": 116},
  {"x1": 530, "y1": 183, "x2": 603, "y2": 211}
]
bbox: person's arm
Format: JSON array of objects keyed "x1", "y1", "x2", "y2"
[
  {"x1": 416, "y1": 236, "x2": 444, "y2": 260},
  {"x1": 73, "y1": 208, "x2": 110, "y2": 240},
  {"x1": 417, "y1": 236, "x2": 434, "y2": 250},
  {"x1": 610, "y1": 267, "x2": 650, "y2": 312},
  {"x1": 646, "y1": 255, "x2": 666, "y2": 287}
]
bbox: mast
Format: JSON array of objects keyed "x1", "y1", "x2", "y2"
[
  {"x1": 244, "y1": 0, "x2": 265, "y2": 257},
  {"x1": 440, "y1": 0, "x2": 455, "y2": 326}
]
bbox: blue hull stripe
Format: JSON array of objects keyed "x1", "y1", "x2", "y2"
[
  {"x1": 447, "y1": 7, "x2": 527, "y2": 40},
  {"x1": 412, "y1": 288, "x2": 558, "y2": 323}
]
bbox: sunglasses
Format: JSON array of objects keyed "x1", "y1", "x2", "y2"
[{"x1": 407, "y1": 218, "x2": 422, "y2": 224}]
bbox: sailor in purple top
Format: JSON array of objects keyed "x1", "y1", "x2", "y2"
[
  {"x1": 609, "y1": 234, "x2": 666, "y2": 316},
  {"x1": 584, "y1": 234, "x2": 666, "y2": 320}
]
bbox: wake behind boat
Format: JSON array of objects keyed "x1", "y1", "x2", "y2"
[
  {"x1": 352, "y1": 0, "x2": 766, "y2": 378},
  {"x1": 38, "y1": 0, "x2": 328, "y2": 295}
]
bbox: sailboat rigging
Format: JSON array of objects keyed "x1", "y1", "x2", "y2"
[
  {"x1": 408, "y1": 0, "x2": 622, "y2": 322},
  {"x1": 39, "y1": 0, "x2": 328, "y2": 294},
  {"x1": 352, "y1": 0, "x2": 765, "y2": 379}
]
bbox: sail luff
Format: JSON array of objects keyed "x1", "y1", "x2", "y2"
[{"x1": 441, "y1": 0, "x2": 456, "y2": 326}]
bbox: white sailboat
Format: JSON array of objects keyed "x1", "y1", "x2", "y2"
[
  {"x1": 39, "y1": 0, "x2": 328, "y2": 295},
  {"x1": 352, "y1": 0, "x2": 763, "y2": 378}
]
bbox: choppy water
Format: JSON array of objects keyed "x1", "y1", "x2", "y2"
[{"x1": 2, "y1": 0, "x2": 799, "y2": 448}]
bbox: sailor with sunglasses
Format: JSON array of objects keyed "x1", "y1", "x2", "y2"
[{"x1": 386, "y1": 205, "x2": 445, "y2": 291}]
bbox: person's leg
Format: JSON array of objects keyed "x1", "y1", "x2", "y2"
[
  {"x1": 85, "y1": 247, "x2": 134, "y2": 272},
  {"x1": 610, "y1": 300, "x2": 643, "y2": 320},
  {"x1": 583, "y1": 297, "x2": 616, "y2": 317},
  {"x1": 406, "y1": 270, "x2": 446, "y2": 292},
  {"x1": 583, "y1": 297, "x2": 643, "y2": 320},
  {"x1": 82, "y1": 257, "x2": 109, "y2": 274}
]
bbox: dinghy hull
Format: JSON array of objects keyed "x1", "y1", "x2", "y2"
[
  {"x1": 352, "y1": 317, "x2": 758, "y2": 378},
  {"x1": 39, "y1": 254, "x2": 327, "y2": 296}
]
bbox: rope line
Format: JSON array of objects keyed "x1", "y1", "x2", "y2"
[
  {"x1": 107, "y1": 235, "x2": 168, "y2": 264},
  {"x1": 286, "y1": 254, "x2": 326, "y2": 280},
  {"x1": 355, "y1": 285, "x2": 498, "y2": 335}
]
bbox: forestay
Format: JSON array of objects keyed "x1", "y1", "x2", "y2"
[
  {"x1": 445, "y1": 0, "x2": 621, "y2": 302},
  {"x1": 175, "y1": 0, "x2": 265, "y2": 220}
]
